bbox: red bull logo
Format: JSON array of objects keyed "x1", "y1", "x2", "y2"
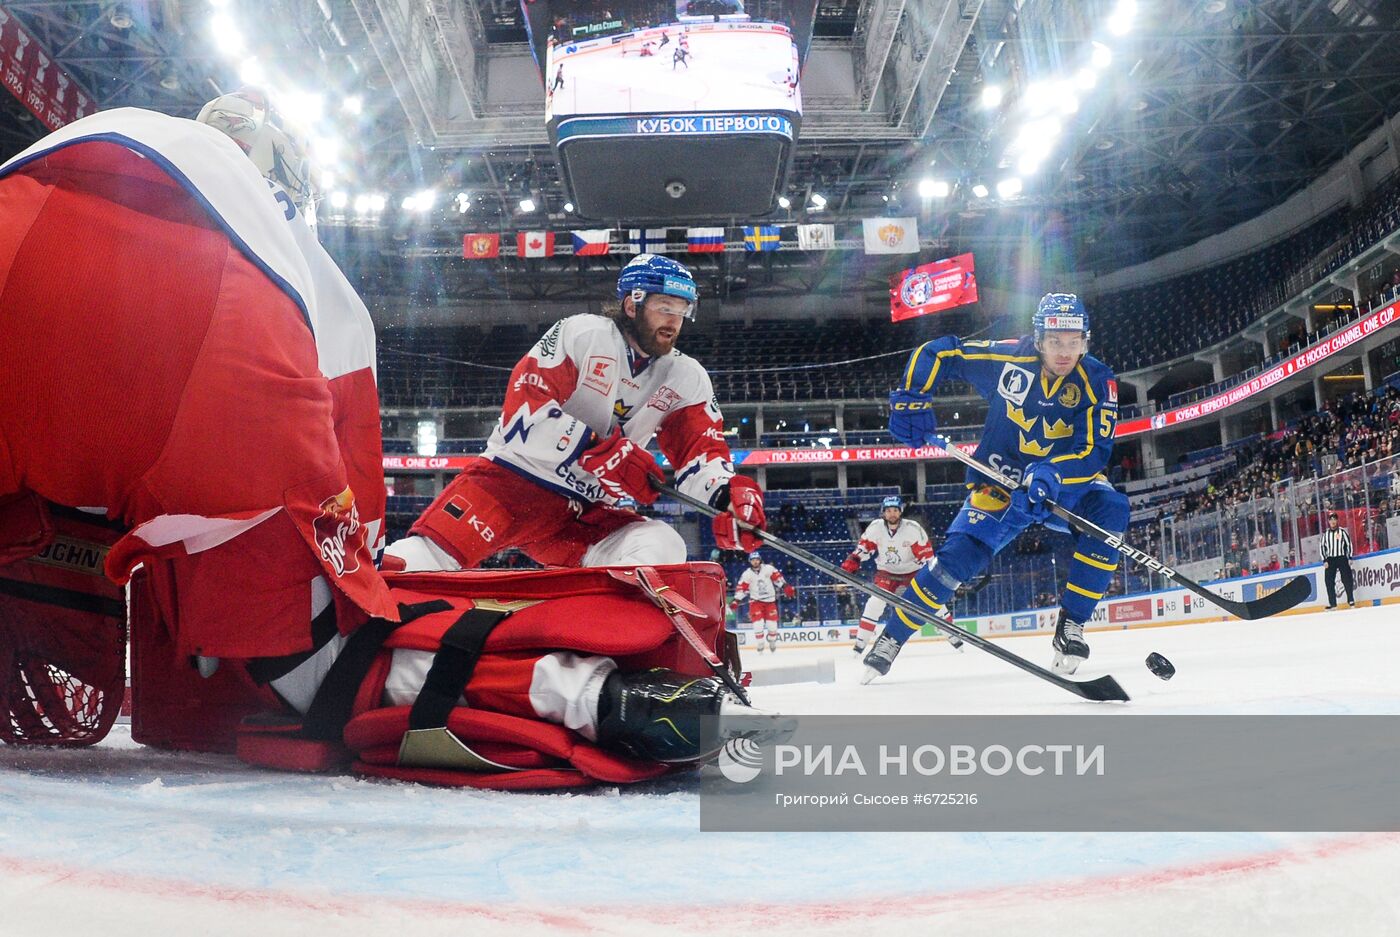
[{"x1": 314, "y1": 487, "x2": 363, "y2": 577}]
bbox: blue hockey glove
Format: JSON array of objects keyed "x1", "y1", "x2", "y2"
[
  {"x1": 888, "y1": 389, "x2": 939, "y2": 449},
  {"x1": 1023, "y1": 463, "x2": 1062, "y2": 520}
]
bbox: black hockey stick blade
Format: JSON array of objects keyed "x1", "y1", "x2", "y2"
[
  {"x1": 1073, "y1": 674, "x2": 1132, "y2": 703},
  {"x1": 1214, "y1": 573, "x2": 1312, "y2": 621}
]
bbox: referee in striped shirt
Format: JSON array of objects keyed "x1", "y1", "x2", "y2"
[{"x1": 1320, "y1": 513, "x2": 1356, "y2": 609}]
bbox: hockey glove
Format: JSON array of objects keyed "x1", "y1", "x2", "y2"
[
  {"x1": 888, "y1": 389, "x2": 939, "y2": 449},
  {"x1": 1023, "y1": 463, "x2": 1062, "y2": 521},
  {"x1": 782, "y1": 583, "x2": 796, "y2": 599},
  {"x1": 578, "y1": 428, "x2": 663, "y2": 505},
  {"x1": 712, "y1": 474, "x2": 766, "y2": 552},
  {"x1": 840, "y1": 555, "x2": 861, "y2": 573}
]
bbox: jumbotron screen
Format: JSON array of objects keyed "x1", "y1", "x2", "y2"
[{"x1": 524, "y1": 1, "x2": 813, "y2": 121}]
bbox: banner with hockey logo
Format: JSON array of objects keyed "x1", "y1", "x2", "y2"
[
  {"x1": 0, "y1": 9, "x2": 96, "y2": 131},
  {"x1": 862, "y1": 216, "x2": 918, "y2": 254},
  {"x1": 462, "y1": 233, "x2": 501, "y2": 259},
  {"x1": 889, "y1": 254, "x2": 978, "y2": 321}
]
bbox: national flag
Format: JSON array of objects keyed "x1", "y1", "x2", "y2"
[
  {"x1": 862, "y1": 216, "x2": 918, "y2": 254},
  {"x1": 742, "y1": 225, "x2": 780, "y2": 251},
  {"x1": 627, "y1": 228, "x2": 670, "y2": 253},
  {"x1": 796, "y1": 223, "x2": 836, "y2": 250},
  {"x1": 462, "y1": 233, "x2": 500, "y2": 259},
  {"x1": 571, "y1": 229, "x2": 611, "y2": 256},
  {"x1": 686, "y1": 227, "x2": 726, "y2": 252},
  {"x1": 889, "y1": 253, "x2": 978, "y2": 322},
  {"x1": 517, "y1": 231, "x2": 555, "y2": 258}
]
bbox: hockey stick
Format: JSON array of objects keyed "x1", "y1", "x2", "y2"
[
  {"x1": 930, "y1": 434, "x2": 1311, "y2": 621},
  {"x1": 655, "y1": 481, "x2": 1129, "y2": 703}
]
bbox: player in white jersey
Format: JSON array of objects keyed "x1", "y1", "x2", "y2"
[
  {"x1": 731, "y1": 552, "x2": 795, "y2": 652},
  {"x1": 841, "y1": 496, "x2": 959, "y2": 652},
  {"x1": 389, "y1": 254, "x2": 769, "y2": 572}
]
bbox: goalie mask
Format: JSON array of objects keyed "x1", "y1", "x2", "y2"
[{"x1": 197, "y1": 89, "x2": 313, "y2": 207}]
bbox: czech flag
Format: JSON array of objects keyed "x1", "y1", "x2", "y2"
[
  {"x1": 686, "y1": 227, "x2": 726, "y2": 252},
  {"x1": 571, "y1": 229, "x2": 611, "y2": 256},
  {"x1": 742, "y1": 225, "x2": 780, "y2": 251}
]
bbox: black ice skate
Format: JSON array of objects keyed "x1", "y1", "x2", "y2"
[
  {"x1": 1051, "y1": 609, "x2": 1090, "y2": 675},
  {"x1": 931, "y1": 606, "x2": 964, "y2": 651},
  {"x1": 860, "y1": 632, "x2": 905, "y2": 685},
  {"x1": 596, "y1": 668, "x2": 795, "y2": 763}
]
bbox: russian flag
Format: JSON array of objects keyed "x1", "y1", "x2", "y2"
[
  {"x1": 571, "y1": 229, "x2": 611, "y2": 256},
  {"x1": 686, "y1": 227, "x2": 726, "y2": 253}
]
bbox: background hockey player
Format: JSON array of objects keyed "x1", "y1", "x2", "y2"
[
  {"x1": 864, "y1": 293, "x2": 1129, "y2": 682},
  {"x1": 388, "y1": 254, "x2": 769, "y2": 573},
  {"x1": 0, "y1": 93, "x2": 395, "y2": 690},
  {"x1": 839, "y1": 496, "x2": 956, "y2": 653},
  {"x1": 730, "y1": 551, "x2": 795, "y2": 652}
]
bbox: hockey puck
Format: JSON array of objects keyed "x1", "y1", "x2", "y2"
[{"x1": 1145, "y1": 652, "x2": 1175, "y2": 681}]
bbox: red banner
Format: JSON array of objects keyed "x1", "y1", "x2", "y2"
[
  {"x1": 1117, "y1": 301, "x2": 1400, "y2": 437},
  {"x1": 462, "y1": 233, "x2": 501, "y2": 259},
  {"x1": 890, "y1": 254, "x2": 978, "y2": 322},
  {"x1": 0, "y1": 10, "x2": 96, "y2": 130}
]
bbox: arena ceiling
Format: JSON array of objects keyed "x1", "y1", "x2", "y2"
[{"x1": 2, "y1": 0, "x2": 1399, "y2": 273}]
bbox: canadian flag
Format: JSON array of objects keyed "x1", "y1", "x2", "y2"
[{"x1": 517, "y1": 231, "x2": 555, "y2": 258}]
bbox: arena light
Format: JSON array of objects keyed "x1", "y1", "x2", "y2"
[
  {"x1": 518, "y1": 196, "x2": 536, "y2": 213},
  {"x1": 341, "y1": 95, "x2": 363, "y2": 115},
  {"x1": 238, "y1": 56, "x2": 265, "y2": 85},
  {"x1": 321, "y1": 170, "x2": 336, "y2": 190},
  {"x1": 279, "y1": 91, "x2": 325, "y2": 128},
  {"x1": 917, "y1": 178, "x2": 950, "y2": 198},
  {"x1": 996, "y1": 177, "x2": 1023, "y2": 198},
  {"x1": 1107, "y1": 0, "x2": 1136, "y2": 36},
  {"x1": 329, "y1": 191, "x2": 348, "y2": 209},
  {"x1": 1075, "y1": 67, "x2": 1098, "y2": 90},
  {"x1": 368, "y1": 193, "x2": 387, "y2": 212},
  {"x1": 563, "y1": 201, "x2": 575, "y2": 213},
  {"x1": 412, "y1": 189, "x2": 437, "y2": 213},
  {"x1": 210, "y1": 13, "x2": 245, "y2": 56},
  {"x1": 353, "y1": 193, "x2": 371, "y2": 214},
  {"x1": 980, "y1": 84, "x2": 1004, "y2": 109},
  {"x1": 400, "y1": 195, "x2": 417, "y2": 211},
  {"x1": 311, "y1": 135, "x2": 341, "y2": 163},
  {"x1": 415, "y1": 420, "x2": 439, "y2": 458},
  {"x1": 971, "y1": 183, "x2": 989, "y2": 198},
  {"x1": 777, "y1": 195, "x2": 791, "y2": 209},
  {"x1": 1091, "y1": 41, "x2": 1112, "y2": 69},
  {"x1": 809, "y1": 192, "x2": 827, "y2": 210},
  {"x1": 455, "y1": 192, "x2": 471, "y2": 213}
]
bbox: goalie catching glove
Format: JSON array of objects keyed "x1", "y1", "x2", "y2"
[
  {"x1": 578, "y1": 427, "x2": 664, "y2": 505},
  {"x1": 711, "y1": 474, "x2": 766, "y2": 552}
]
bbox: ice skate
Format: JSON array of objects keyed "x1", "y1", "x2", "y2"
[
  {"x1": 1051, "y1": 609, "x2": 1090, "y2": 675},
  {"x1": 596, "y1": 668, "x2": 794, "y2": 763},
  {"x1": 860, "y1": 632, "x2": 905, "y2": 684}
]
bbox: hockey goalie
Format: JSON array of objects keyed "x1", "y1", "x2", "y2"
[{"x1": 0, "y1": 97, "x2": 788, "y2": 787}]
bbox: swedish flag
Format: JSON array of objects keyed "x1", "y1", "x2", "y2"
[{"x1": 742, "y1": 225, "x2": 781, "y2": 252}]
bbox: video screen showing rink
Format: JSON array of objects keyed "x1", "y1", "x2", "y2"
[{"x1": 544, "y1": 21, "x2": 802, "y2": 120}]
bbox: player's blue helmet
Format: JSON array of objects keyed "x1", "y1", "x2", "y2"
[
  {"x1": 1033, "y1": 292, "x2": 1090, "y2": 342},
  {"x1": 617, "y1": 254, "x2": 698, "y2": 319},
  {"x1": 748, "y1": 551, "x2": 763, "y2": 562},
  {"x1": 881, "y1": 496, "x2": 903, "y2": 511}
]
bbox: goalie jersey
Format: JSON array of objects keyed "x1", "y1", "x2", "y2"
[
  {"x1": 902, "y1": 335, "x2": 1118, "y2": 491},
  {"x1": 483, "y1": 314, "x2": 736, "y2": 506}
]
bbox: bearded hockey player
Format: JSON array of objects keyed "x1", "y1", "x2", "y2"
[
  {"x1": 0, "y1": 93, "x2": 394, "y2": 688},
  {"x1": 864, "y1": 294, "x2": 1128, "y2": 683},
  {"x1": 730, "y1": 551, "x2": 795, "y2": 652},
  {"x1": 840, "y1": 496, "x2": 957, "y2": 653},
  {"x1": 388, "y1": 254, "x2": 768, "y2": 573}
]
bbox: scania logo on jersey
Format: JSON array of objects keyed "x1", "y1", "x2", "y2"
[
  {"x1": 997, "y1": 364, "x2": 1034, "y2": 407},
  {"x1": 647, "y1": 386, "x2": 683, "y2": 412},
  {"x1": 583, "y1": 355, "x2": 616, "y2": 395}
]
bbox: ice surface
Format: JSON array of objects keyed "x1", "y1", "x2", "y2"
[{"x1": 4, "y1": 605, "x2": 1400, "y2": 935}]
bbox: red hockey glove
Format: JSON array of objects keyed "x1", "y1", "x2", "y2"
[
  {"x1": 712, "y1": 474, "x2": 766, "y2": 552},
  {"x1": 728, "y1": 598, "x2": 741, "y2": 612},
  {"x1": 783, "y1": 584, "x2": 796, "y2": 599},
  {"x1": 840, "y1": 555, "x2": 860, "y2": 573},
  {"x1": 578, "y1": 428, "x2": 663, "y2": 505}
]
